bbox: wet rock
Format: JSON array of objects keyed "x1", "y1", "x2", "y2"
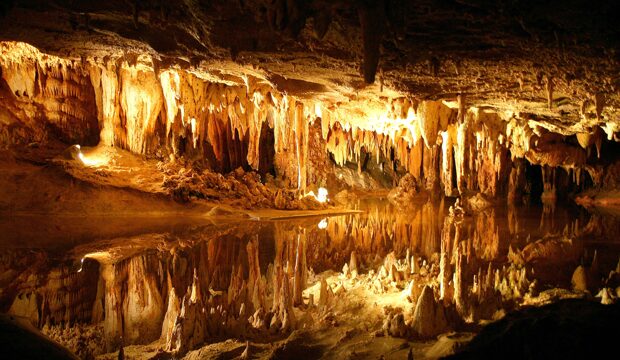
[
  {"x1": 511, "y1": 237, "x2": 578, "y2": 265},
  {"x1": 61, "y1": 145, "x2": 82, "y2": 161}
]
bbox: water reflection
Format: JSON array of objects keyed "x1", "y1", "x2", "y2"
[{"x1": 1, "y1": 198, "x2": 619, "y2": 357}]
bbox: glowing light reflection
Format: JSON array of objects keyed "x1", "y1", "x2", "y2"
[
  {"x1": 78, "y1": 151, "x2": 104, "y2": 166},
  {"x1": 76, "y1": 257, "x2": 85, "y2": 273},
  {"x1": 76, "y1": 146, "x2": 106, "y2": 167},
  {"x1": 304, "y1": 187, "x2": 329, "y2": 203},
  {"x1": 315, "y1": 103, "x2": 322, "y2": 118}
]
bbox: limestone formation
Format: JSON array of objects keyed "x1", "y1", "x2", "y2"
[
  {"x1": 412, "y1": 286, "x2": 449, "y2": 339},
  {"x1": 0, "y1": 1, "x2": 619, "y2": 358}
]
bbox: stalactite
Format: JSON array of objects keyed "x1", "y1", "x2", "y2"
[
  {"x1": 118, "y1": 63, "x2": 164, "y2": 154},
  {"x1": 0, "y1": 40, "x2": 611, "y2": 203},
  {"x1": 423, "y1": 144, "x2": 440, "y2": 190},
  {"x1": 545, "y1": 76, "x2": 554, "y2": 109},
  {"x1": 441, "y1": 124, "x2": 458, "y2": 196},
  {"x1": 294, "y1": 102, "x2": 308, "y2": 192},
  {"x1": 417, "y1": 100, "x2": 452, "y2": 149},
  {"x1": 292, "y1": 231, "x2": 306, "y2": 306}
]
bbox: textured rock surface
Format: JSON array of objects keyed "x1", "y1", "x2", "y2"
[
  {"x1": 0, "y1": 1, "x2": 620, "y2": 358},
  {"x1": 412, "y1": 285, "x2": 449, "y2": 338},
  {"x1": 0, "y1": 0, "x2": 618, "y2": 123}
]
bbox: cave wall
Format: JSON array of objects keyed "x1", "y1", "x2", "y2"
[
  {"x1": 0, "y1": 42, "x2": 328, "y2": 188},
  {"x1": 0, "y1": 42, "x2": 99, "y2": 146},
  {"x1": 1, "y1": 41, "x2": 619, "y2": 198}
]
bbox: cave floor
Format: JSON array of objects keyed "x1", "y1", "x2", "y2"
[{"x1": 0, "y1": 145, "x2": 361, "y2": 223}]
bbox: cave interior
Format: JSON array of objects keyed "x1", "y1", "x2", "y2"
[{"x1": 1, "y1": 0, "x2": 620, "y2": 359}]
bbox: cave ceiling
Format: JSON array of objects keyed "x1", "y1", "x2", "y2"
[{"x1": 0, "y1": 0, "x2": 618, "y2": 134}]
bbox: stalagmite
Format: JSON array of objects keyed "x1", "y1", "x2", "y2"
[
  {"x1": 1, "y1": 3, "x2": 620, "y2": 356},
  {"x1": 596, "y1": 288, "x2": 616, "y2": 305},
  {"x1": 247, "y1": 236, "x2": 266, "y2": 313},
  {"x1": 439, "y1": 217, "x2": 452, "y2": 301},
  {"x1": 319, "y1": 278, "x2": 330, "y2": 310},
  {"x1": 453, "y1": 245, "x2": 465, "y2": 315},
  {"x1": 412, "y1": 286, "x2": 449, "y2": 339},
  {"x1": 594, "y1": 93, "x2": 605, "y2": 122},
  {"x1": 161, "y1": 287, "x2": 181, "y2": 345},
  {"x1": 350, "y1": 251, "x2": 359, "y2": 277},
  {"x1": 240, "y1": 341, "x2": 250, "y2": 360}
]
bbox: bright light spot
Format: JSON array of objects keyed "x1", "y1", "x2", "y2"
[
  {"x1": 77, "y1": 146, "x2": 106, "y2": 167},
  {"x1": 304, "y1": 187, "x2": 329, "y2": 203},
  {"x1": 191, "y1": 118, "x2": 197, "y2": 135},
  {"x1": 191, "y1": 118, "x2": 197, "y2": 147},
  {"x1": 315, "y1": 103, "x2": 322, "y2": 118},
  {"x1": 179, "y1": 104, "x2": 186, "y2": 125},
  {"x1": 317, "y1": 187, "x2": 328, "y2": 203},
  {"x1": 77, "y1": 257, "x2": 85, "y2": 273},
  {"x1": 252, "y1": 91, "x2": 264, "y2": 108},
  {"x1": 78, "y1": 151, "x2": 103, "y2": 166},
  {"x1": 318, "y1": 218, "x2": 328, "y2": 229}
]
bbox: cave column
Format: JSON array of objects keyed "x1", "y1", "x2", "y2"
[{"x1": 294, "y1": 102, "x2": 308, "y2": 193}]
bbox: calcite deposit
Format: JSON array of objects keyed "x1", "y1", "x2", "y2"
[{"x1": 1, "y1": 0, "x2": 620, "y2": 359}]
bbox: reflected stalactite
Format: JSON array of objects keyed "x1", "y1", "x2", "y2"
[
  {"x1": 1, "y1": 198, "x2": 618, "y2": 357},
  {"x1": 473, "y1": 209, "x2": 500, "y2": 261}
]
